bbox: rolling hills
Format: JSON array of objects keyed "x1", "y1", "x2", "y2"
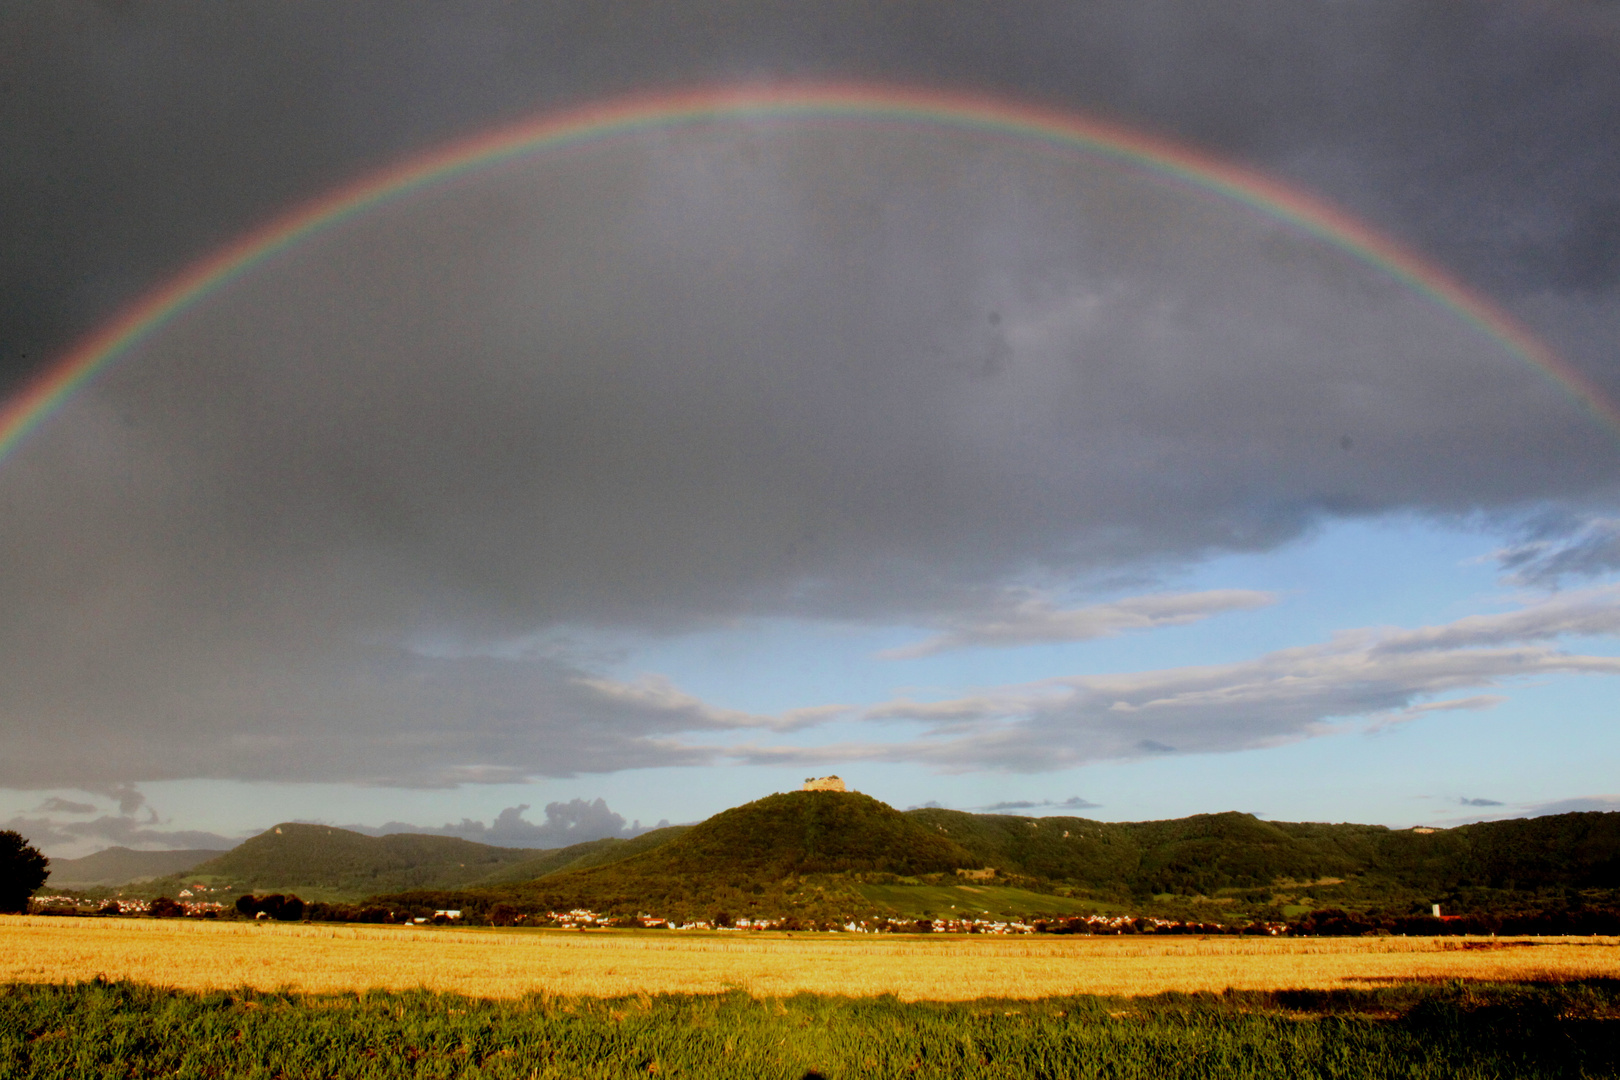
[
  {"x1": 124, "y1": 823, "x2": 698, "y2": 901},
  {"x1": 377, "y1": 797, "x2": 1620, "y2": 923},
  {"x1": 44, "y1": 847, "x2": 225, "y2": 889},
  {"x1": 43, "y1": 790, "x2": 1620, "y2": 924},
  {"x1": 907, "y1": 806, "x2": 1620, "y2": 914},
  {"x1": 139, "y1": 825, "x2": 547, "y2": 900}
]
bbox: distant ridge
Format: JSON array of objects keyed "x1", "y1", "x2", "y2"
[
  {"x1": 45, "y1": 847, "x2": 224, "y2": 888},
  {"x1": 126, "y1": 822, "x2": 699, "y2": 900},
  {"x1": 142, "y1": 824, "x2": 548, "y2": 900}
]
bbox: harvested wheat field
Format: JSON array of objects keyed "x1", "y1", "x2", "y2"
[{"x1": 4, "y1": 915, "x2": 1617, "y2": 999}]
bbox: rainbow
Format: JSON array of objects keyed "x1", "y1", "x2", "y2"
[{"x1": 5, "y1": 82, "x2": 1616, "y2": 460}]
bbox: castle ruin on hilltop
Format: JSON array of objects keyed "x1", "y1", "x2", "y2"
[{"x1": 801, "y1": 775, "x2": 848, "y2": 792}]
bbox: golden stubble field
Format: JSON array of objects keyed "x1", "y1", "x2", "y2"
[{"x1": 4, "y1": 916, "x2": 1618, "y2": 999}]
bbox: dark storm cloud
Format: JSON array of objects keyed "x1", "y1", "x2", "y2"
[
  {"x1": 5, "y1": 1, "x2": 1619, "y2": 400},
  {"x1": 2, "y1": 812, "x2": 236, "y2": 858},
  {"x1": 36, "y1": 797, "x2": 97, "y2": 815},
  {"x1": 0, "y1": 640, "x2": 751, "y2": 788},
  {"x1": 5, "y1": 782, "x2": 236, "y2": 856},
  {"x1": 2, "y1": 2, "x2": 1619, "y2": 789},
  {"x1": 2, "y1": 110, "x2": 1619, "y2": 786}
]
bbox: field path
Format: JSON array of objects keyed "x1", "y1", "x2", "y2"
[{"x1": 3, "y1": 916, "x2": 1617, "y2": 999}]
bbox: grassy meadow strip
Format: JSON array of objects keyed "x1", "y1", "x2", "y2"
[
  {"x1": 3, "y1": 916, "x2": 1619, "y2": 999},
  {"x1": 4, "y1": 979, "x2": 1620, "y2": 1079}
]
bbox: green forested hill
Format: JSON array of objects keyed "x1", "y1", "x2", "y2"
[
  {"x1": 81, "y1": 794, "x2": 1620, "y2": 920},
  {"x1": 470, "y1": 826, "x2": 695, "y2": 886},
  {"x1": 399, "y1": 791, "x2": 976, "y2": 921},
  {"x1": 1361, "y1": 812, "x2": 1620, "y2": 893},
  {"x1": 903, "y1": 807, "x2": 1620, "y2": 911},
  {"x1": 905, "y1": 808, "x2": 1377, "y2": 892}
]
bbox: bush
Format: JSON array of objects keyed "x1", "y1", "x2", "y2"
[
  {"x1": 148, "y1": 897, "x2": 185, "y2": 918},
  {"x1": 235, "y1": 893, "x2": 307, "y2": 921}
]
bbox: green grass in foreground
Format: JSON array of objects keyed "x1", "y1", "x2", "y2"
[{"x1": 3, "y1": 980, "x2": 1618, "y2": 1079}]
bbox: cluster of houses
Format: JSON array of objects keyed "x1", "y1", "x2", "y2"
[
  {"x1": 438, "y1": 909, "x2": 1292, "y2": 934},
  {"x1": 30, "y1": 894, "x2": 231, "y2": 917},
  {"x1": 176, "y1": 885, "x2": 226, "y2": 897},
  {"x1": 25, "y1": 893, "x2": 1291, "y2": 934},
  {"x1": 867, "y1": 917, "x2": 1035, "y2": 934},
  {"x1": 547, "y1": 909, "x2": 720, "y2": 930},
  {"x1": 536, "y1": 909, "x2": 1044, "y2": 934},
  {"x1": 1038, "y1": 912, "x2": 1287, "y2": 935},
  {"x1": 29, "y1": 894, "x2": 113, "y2": 913},
  {"x1": 172, "y1": 899, "x2": 232, "y2": 915}
]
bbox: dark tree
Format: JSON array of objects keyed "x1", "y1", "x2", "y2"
[
  {"x1": 148, "y1": 896, "x2": 185, "y2": 918},
  {"x1": 0, "y1": 831, "x2": 49, "y2": 913}
]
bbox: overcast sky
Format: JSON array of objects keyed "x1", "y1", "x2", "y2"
[{"x1": 3, "y1": 1, "x2": 1619, "y2": 857}]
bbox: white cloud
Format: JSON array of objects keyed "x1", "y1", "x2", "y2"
[
  {"x1": 977, "y1": 796, "x2": 1101, "y2": 812},
  {"x1": 1495, "y1": 518, "x2": 1620, "y2": 586},
  {"x1": 1365, "y1": 694, "x2": 1507, "y2": 732},
  {"x1": 733, "y1": 588, "x2": 1620, "y2": 772},
  {"x1": 1370, "y1": 583, "x2": 1620, "y2": 652},
  {"x1": 880, "y1": 588, "x2": 1276, "y2": 658}
]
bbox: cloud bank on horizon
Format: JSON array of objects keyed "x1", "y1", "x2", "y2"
[{"x1": 1, "y1": 1, "x2": 1618, "y2": 836}]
